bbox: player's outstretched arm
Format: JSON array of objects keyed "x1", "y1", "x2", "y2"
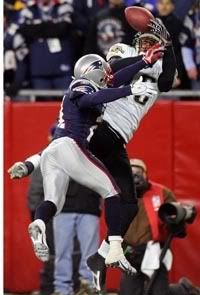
[
  {"x1": 112, "y1": 43, "x2": 164, "y2": 87},
  {"x1": 8, "y1": 153, "x2": 41, "y2": 179}
]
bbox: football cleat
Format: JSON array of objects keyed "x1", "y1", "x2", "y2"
[
  {"x1": 87, "y1": 252, "x2": 107, "y2": 292},
  {"x1": 28, "y1": 219, "x2": 49, "y2": 262},
  {"x1": 105, "y1": 241, "x2": 137, "y2": 275}
]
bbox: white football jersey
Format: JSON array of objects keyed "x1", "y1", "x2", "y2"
[{"x1": 104, "y1": 43, "x2": 162, "y2": 143}]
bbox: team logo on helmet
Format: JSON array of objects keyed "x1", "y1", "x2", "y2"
[{"x1": 83, "y1": 60, "x2": 103, "y2": 75}]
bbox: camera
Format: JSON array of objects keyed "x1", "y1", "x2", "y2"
[{"x1": 158, "y1": 202, "x2": 197, "y2": 225}]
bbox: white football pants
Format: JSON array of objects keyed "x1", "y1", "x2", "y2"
[{"x1": 40, "y1": 137, "x2": 119, "y2": 213}]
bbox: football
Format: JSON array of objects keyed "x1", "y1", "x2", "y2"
[{"x1": 124, "y1": 6, "x2": 155, "y2": 33}]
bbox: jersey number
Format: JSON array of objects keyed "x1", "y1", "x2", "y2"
[{"x1": 134, "y1": 95, "x2": 149, "y2": 105}]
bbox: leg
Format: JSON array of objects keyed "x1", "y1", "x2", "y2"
[
  {"x1": 40, "y1": 218, "x2": 55, "y2": 295},
  {"x1": 28, "y1": 141, "x2": 70, "y2": 262},
  {"x1": 76, "y1": 214, "x2": 99, "y2": 285},
  {"x1": 87, "y1": 124, "x2": 138, "y2": 290},
  {"x1": 52, "y1": 137, "x2": 136, "y2": 275},
  {"x1": 53, "y1": 213, "x2": 76, "y2": 295},
  {"x1": 89, "y1": 121, "x2": 138, "y2": 237}
]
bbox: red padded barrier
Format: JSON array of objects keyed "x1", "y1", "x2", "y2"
[
  {"x1": 171, "y1": 102, "x2": 200, "y2": 285},
  {"x1": 4, "y1": 100, "x2": 200, "y2": 292},
  {"x1": 4, "y1": 102, "x2": 60, "y2": 292},
  {"x1": 4, "y1": 102, "x2": 12, "y2": 290},
  {"x1": 127, "y1": 100, "x2": 174, "y2": 188}
]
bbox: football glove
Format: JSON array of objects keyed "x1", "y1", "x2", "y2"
[
  {"x1": 143, "y1": 43, "x2": 165, "y2": 65},
  {"x1": 131, "y1": 77, "x2": 157, "y2": 96},
  {"x1": 8, "y1": 161, "x2": 28, "y2": 179},
  {"x1": 148, "y1": 18, "x2": 172, "y2": 47}
]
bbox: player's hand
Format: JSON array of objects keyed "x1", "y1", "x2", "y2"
[
  {"x1": 148, "y1": 18, "x2": 172, "y2": 46},
  {"x1": 8, "y1": 161, "x2": 28, "y2": 179},
  {"x1": 143, "y1": 43, "x2": 165, "y2": 65},
  {"x1": 104, "y1": 65, "x2": 114, "y2": 86}
]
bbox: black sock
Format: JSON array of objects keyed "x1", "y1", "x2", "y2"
[
  {"x1": 34, "y1": 200, "x2": 57, "y2": 224},
  {"x1": 120, "y1": 201, "x2": 138, "y2": 237},
  {"x1": 104, "y1": 195, "x2": 121, "y2": 237},
  {"x1": 105, "y1": 200, "x2": 138, "y2": 242}
]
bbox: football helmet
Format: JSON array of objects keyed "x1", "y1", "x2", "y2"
[
  {"x1": 133, "y1": 18, "x2": 170, "y2": 53},
  {"x1": 133, "y1": 32, "x2": 161, "y2": 54},
  {"x1": 74, "y1": 54, "x2": 111, "y2": 88}
]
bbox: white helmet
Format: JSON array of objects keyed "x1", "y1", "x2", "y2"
[
  {"x1": 133, "y1": 18, "x2": 170, "y2": 53},
  {"x1": 74, "y1": 54, "x2": 111, "y2": 88},
  {"x1": 133, "y1": 32, "x2": 161, "y2": 54}
]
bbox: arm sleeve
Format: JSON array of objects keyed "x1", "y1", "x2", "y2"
[
  {"x1": 77, "y1": 85, "x2": 132, "y2": 108},
  {"x1": 110, "y1": 55, "x2": 143, "y2": 73},
  {"x1": 112, "y1": 59, "x2": 147, "y2": 87},
  {"x1": 158, "y1": 45, "x2": 176, "y2": 92}
]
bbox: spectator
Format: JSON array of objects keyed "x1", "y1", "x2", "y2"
[
  {"x1": 174, "y1": 0, "x2": 195, "y2": 20},
  {"x1": 119, "y1": 158, "x2": 175, "y2": 295},
  {"x1": 52, "y1": 178, "x2": 101, "y2": 295},
  {"x1": 119, "y1": 158, "x2": 198, "y2": 295},
  {"x1": 156, "y1": 0, "x2": 190, "y2": 89},
  {"x1": 4, "y1": 0, "x2": 27, "y2": 98},
  {"x1": 4, "y1": 0, "x2": 75, "y2": 100},
  {"x1": 180, "y1": 1, "x2": 200, "y2": 91},
  {"x1": 27, "y1": 125, "x2": 101, "y2": 295},
  {"x1": 4, "y1": 0, "x2": 25, "y2": 23},
  {"x1": 72, "y1": 0, "x2": 109, "y2": 60},
  {"x1": 84, "y1": 0, "x2": 136, "y2": 58}
]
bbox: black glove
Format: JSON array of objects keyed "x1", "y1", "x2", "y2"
[{"x1": 148, "y1": 18, "x2": 172, "y2": 47}]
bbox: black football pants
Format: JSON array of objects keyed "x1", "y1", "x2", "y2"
[{"x1": 89, "y1": 120, "x2": 138, "y2": 237}]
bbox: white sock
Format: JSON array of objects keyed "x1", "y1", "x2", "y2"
[
  {"x1": 108, "y1": 235, "x2": 123, "y2": 242},
  {"x1": 98, "y1": 240, "x2": 110, "y2": 258}
]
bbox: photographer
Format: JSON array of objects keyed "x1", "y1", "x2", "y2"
[{"x1": 119, "y1": 158, "x2": 197, "y2": 295}]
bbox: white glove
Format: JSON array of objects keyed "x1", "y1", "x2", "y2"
[
  {"x1": 8, "y1": 161, "x2": 28, "y2": 179},
  {"x1": 131, "y1": 77, "x2": 147, "y2": 95},
  {"x1": 131, "y1": 77, "x2": 157, "y2": 96}
]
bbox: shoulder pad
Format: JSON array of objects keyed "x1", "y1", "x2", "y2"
[
  {"x1": 106, "y1": 43, "x2": 136, "y2": 61},
  {"x1": 69, "y1": 78, "x2": 97, "y2": 95}
]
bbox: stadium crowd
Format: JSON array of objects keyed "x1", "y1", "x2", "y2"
[{"x1": 4, "y1": 0, "x2": 200, "y2": 101}]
